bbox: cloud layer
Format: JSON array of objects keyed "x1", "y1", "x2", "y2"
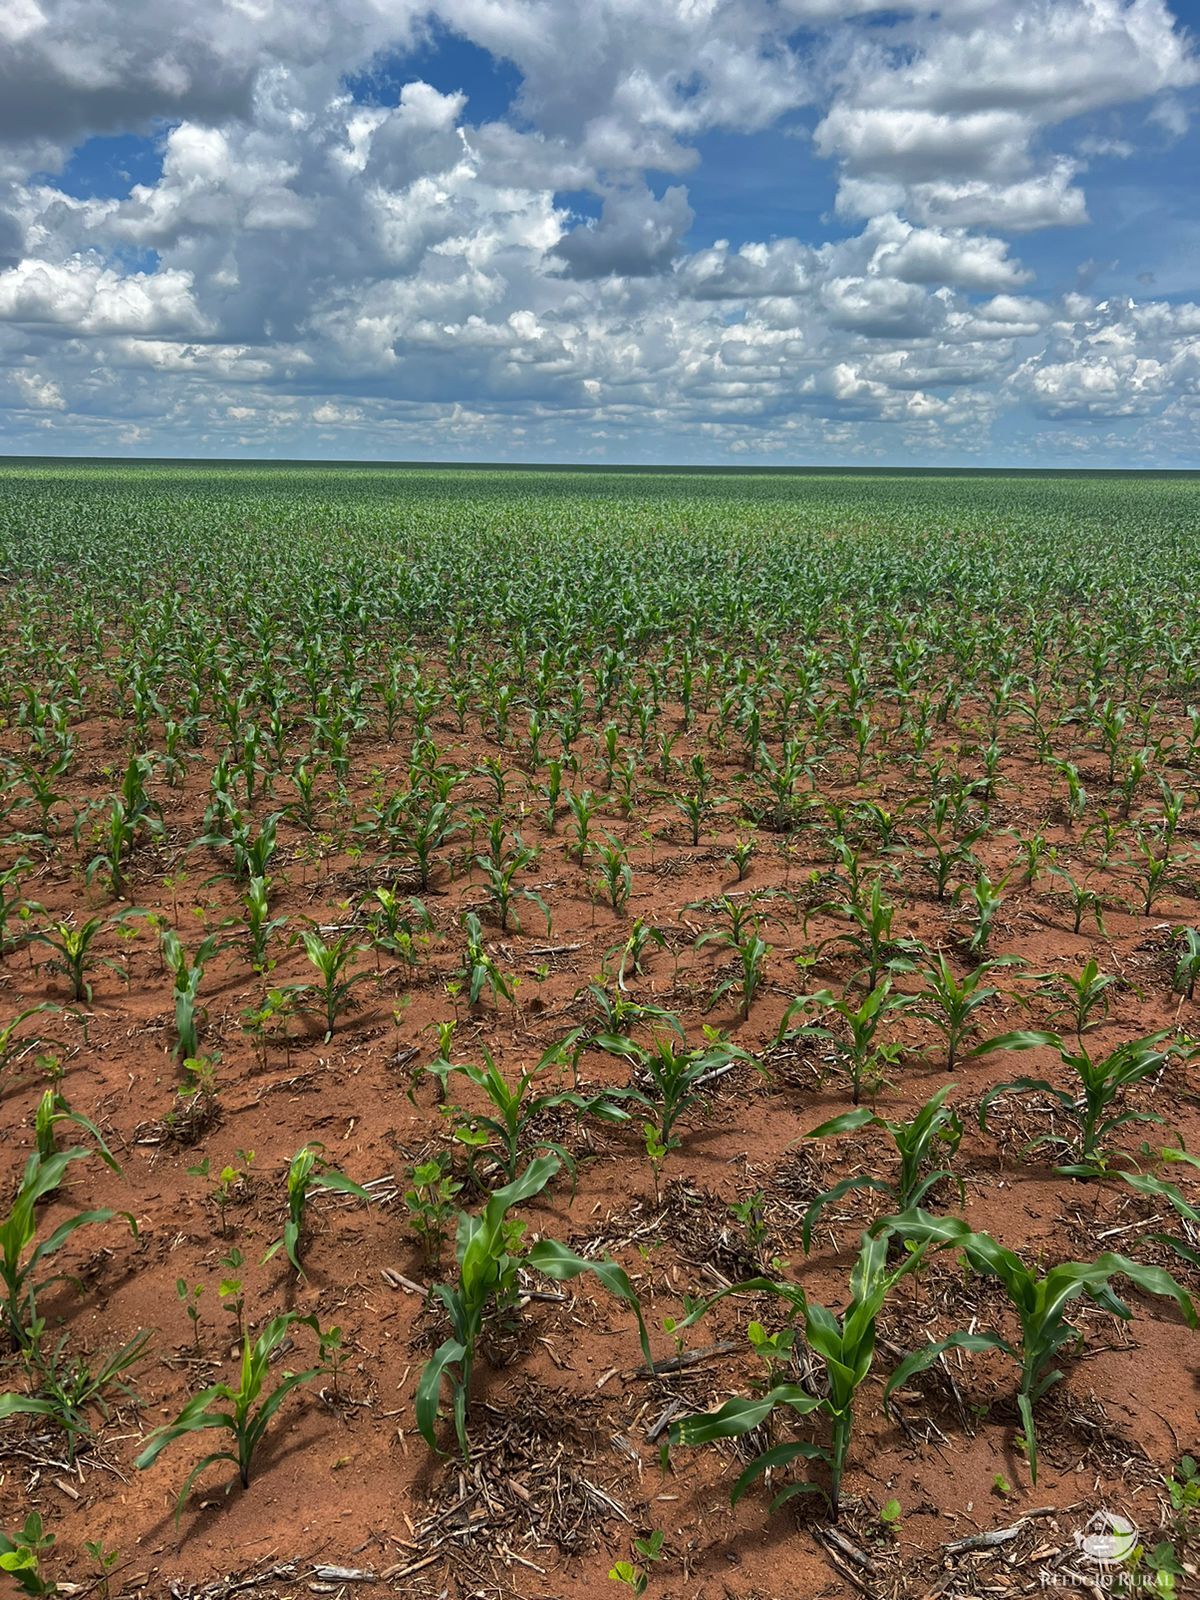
[{"x1": 1, "y1": 0, "x2": 1197, "y2": 462}]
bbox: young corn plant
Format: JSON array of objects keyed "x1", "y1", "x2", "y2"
[
  {"x1": 160, "y1": 928, "x2": 223, "y2": 1061},
  {"x1": 776, "y1": 981, "x2": 911, "y2": 1106},
  {"x1": 262, "y1": 1145, "x2": 372, "y2": 1277},
  {"x1": 416, "y1": 1154, "x2": 651, "y2": 1457},
  {"x1": 363, "y1": 888, "x2": 432, "y2": 967},
  {"x1": 976, "y1": 1029, "x2": 1186, "y2": 1176},
  {"x1": 456, "y1": 912, "x2": 515, "y2": 1009},
  {"x1": 1032, "y1": 959, "x2": 1117, "y2": 1039},
  {"x1": 243, "y1": 876, "x2": 287, "y2": 971},
  {"x1": 593, "y1": 1026, "x2": 756, "y2": 1167},
  {"x1": 963, "y1": 868, "x2": 1008, "y2": 955},
  {"x1": 603, "y1": 919, "x2": 667, "y2": 991},
  {"x1": 196, "y1": 809, "x2": 280, "y2": 884},
  {"x1": 565, "y1": 788, "x2": 600, "y2": 862},
  {"x1": 1052, "y1": 759, "x2": 1088, "y2": 829},
  {"x1": 1173, "y1": 928, "x2": 1200, "y2": 1000},
  {"x1": 915, "y1": 819, "x2": 983, "y2": 902},
  {"x1": 673, "y1": 787, "x2": 716, "y2": 847},
  {"x1": 425, "y1": 1046, "x2": 627, "y2": 1186},
  {"x1": 808, "y1": 880, "x2": 925, "y2": 992},
  {"x1": 0, "y1": 1150, "x2": 135, "y2": 1350},
  {"x1": 595, "y1": 834, "x2": 634, "y2": 916},
  {"x1": 909, "y1": 953, "x2": 1023, "y2": 1072},
  {"x1": 293, "y1": 930, "x2": 371, "y2": 1039},
  {"x1": 704, "y1": 930, "x2": 772, "y2": 1021},
  {"x1": 669, "y1": 1229, "x2": 938, "y2": 1517},
  {"x1": 402, "y1": 799, "x2": 463, "y2": 891},
  {"x1": 0, "y1": 1325, "x2": 151, "y2": 1464},
  {"x1": 800, "y1": 1086, "x2": 964, "y2": 1251},
  {"x1": 726, "y1": 835, "x2": 756, "y2": 882},
  {"x1": 31, "y1": 917, "x2": 111, "y2": 1003},
  {"x1": 84, "y1": 795, "x2": 161, "y2": 900},
  {"x1": 475, "y1": 833, "x2": 550, "y2": 932},
  {"x1": 883, "y1": 1211, "x2": 1195, "y2": 1483},
  {"x1": 1134, "y1": 832, "x2": 1175, "y2": 917},
  {"x1": 1046, "y1": 866, "x2": 1106, "y2": 937},
  {"x1": 134, "y1": 1311, "x2": 328, "y2": 1521},
  {"x1": 32, "y1": 1087, "x2": 120, "y2": 1173}
]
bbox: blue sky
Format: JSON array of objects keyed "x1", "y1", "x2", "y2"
[{"x1": 0, "y1": 0, "x2": 1198, "y2": 465}]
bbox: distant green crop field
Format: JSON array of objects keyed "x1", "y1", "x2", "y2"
[{"x1": 1, "y1": 461, "x2": 1198, "y2": 649}]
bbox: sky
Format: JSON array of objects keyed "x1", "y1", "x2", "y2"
[{"x1": 0, "y1": 0, "x2": 1198, "y2": 467}]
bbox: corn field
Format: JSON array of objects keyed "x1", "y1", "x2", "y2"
[{"x1": 0, "y1": 460, "x2": 1198, "y2": 1600}]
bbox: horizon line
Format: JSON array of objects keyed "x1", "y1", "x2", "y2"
[{"x1": 2, "y1": 453, "x2": 1198, "y2": 478}]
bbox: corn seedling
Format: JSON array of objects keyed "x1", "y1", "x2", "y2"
[
  {"x1": 673, "y1": 787, "x2": 717, "y2": 846},
  {"x1": 593, "y1": 1026, "x2": 756, "y2": 1161},
  {"x1": 604, "y1": 919, "x2": 667, "y2": 991},
  {"x1": 776, "y1": 981, "x2": 911, "y2": 1106},
  {"x1": 31, "y1": 917, "x2": 112, "y2": 1003},
  {"x1": 669, "y1": 1229, "x2": 938, "y2": 1516},
  {"x1": 363, "y1": 887, "x2": 432, "y2": 966},
  {"x1": 33, "y1": 1087, "x2": 120, "y2": 1173},
  {"x1": 1046, "y1": 865, "x2": 1106, "y2": 937},
  {"x1": 262, "y1": 1144, "x2": 372, "y2": 1276},
  {"x1": 809, "y1": 880, "x2": 925, "y2": 991},
  {"x1": 84, "y1": 792, "x2": 162, "y2": 899},
  {"x1": 293, "y1": 929, "x2": 370, "y2": 1038},
  {"x1": 801, "y1": 1085, "x2": 964, "y2": 1250},
  {"x1": 909, "y1": 953, "x2": 1023, "y2": 1071},
  {"x1": 1032, "y1": 959, "x2": 1117, "y2": 1039},
  {"x1": 883, "y1": 1210, "x2": 1195, "y2": 1482},
  {"x1": 475, "y1": 832, "x2": 550, "y2": 931},
  {"x1": 243, "y1": 876, "x2": 287, "y2": 970},
  {"x1": 1134, "y1": 832, "x2": 1174, "y2": 916},
  {"x1": 134, "y1": 1311, "x2": 328, "y2": 1521},
  {"x1": 0, "y1": 1149, "x2": 135, "y2": 1350},
  {"x1": 706, "y1": 930, "x2": 771, "y2": 1020},
  {"x1": 963, "y1": 868, "x2": 1008, "y2": 955},
  {"x1": 1173, "y1": 928, "x2": 1200, "y2": 999},
  {"x1": 160, "y1": 928, "x2": 223, "y2": 1060},
  {"x1": 976, "y1": 1028, "x2": 1186, "y2": 1176},
  {"x1": 426, "y1": 1045, "x2": 627, "y2": 1185},
  {"x1": 595, "y1": 834, "x2": 634, "y2": 915},
  {"x1": 565, "y1": 788, "x2": 600, "y2": 861},
  {"x1": 456, "y1": 912, "x2": 514, "y2": 1008},
  {"x1": 727, "y1": 836, "x2": 756, "y2": 881},
  {"x1": 416, "y1": 1154, "x2": 651, "y2": 1456}
]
